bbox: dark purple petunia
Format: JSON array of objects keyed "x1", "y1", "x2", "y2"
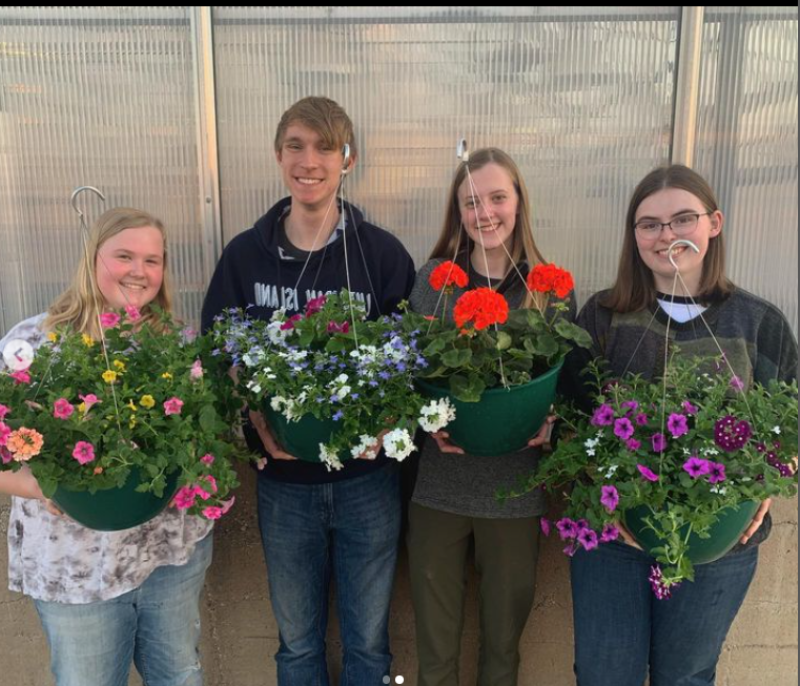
[
  {"x1": 578, "y1": 528, "x2": 599, "y2": 551},
  {"x1": 556, "y1": 518, "x2": 579, "y2": 540},
  {"x1": 682, "y1": 400, "x2": 698, "y2": 415},
  {"x1": 614, "y1": 417, "x2": 635, "y2": 441},
  {"x1": 683, "y1": 456, "x2": 711, "y2": 478},
  {"x1": 707, "y1": 462, "x2": 726, "y2": 484},
  {"x1": 667, "y1": 413, "x2": 689, "y2": 438},
  {"x1": 591, "y1": 404, "x2": 615, "y2": 427},
  {"x1": 635, "y1": 413, "x2": 649, "y2": 426}
]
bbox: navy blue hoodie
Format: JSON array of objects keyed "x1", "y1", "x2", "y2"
[{"x1": 201, "y1": 197, "x2": 416, "y2": 484}]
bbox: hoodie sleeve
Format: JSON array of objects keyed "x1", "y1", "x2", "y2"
[
  {"x1": 373, "y1": 230, "x2": 416, "y2": 316},
  {"x1": 200, "y1": 240, "x2": 250, "y2": 333}
]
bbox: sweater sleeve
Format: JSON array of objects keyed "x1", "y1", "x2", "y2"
[
  {"x1": 200, "y1": 240, "x2": 251, "y2": 333},
  {"x1": 754, "y1": 302, "x2": 798, "y2": 385}
]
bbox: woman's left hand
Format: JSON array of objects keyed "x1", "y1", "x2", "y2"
[
  {"x1": 528, "y1": 414, "x2": 557, "y2": 448},
  {"x1": 740, "y1": 498, "x2": 772, "y2": 544}
]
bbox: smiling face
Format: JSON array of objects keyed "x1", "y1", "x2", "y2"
[
  {"x1": 457, "y1": 162, "x2": 520, "y2": 256},
  {"x1": 634, "y1": 187, "x2": 723, "y2": 295},
  {"x1": 275, "y1": 123, "x2": 352, "y2": 212},
  {"x1": 95, "y1": 226, "x2": 165, "y2": 310}
]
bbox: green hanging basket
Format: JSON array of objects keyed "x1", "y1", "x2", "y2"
[
  {"x1": 623, "y1": 499, "x2": 761, "y2": 565},
  {"x1": 416, "y1": 359, "x2": 564, "y2": 456},
  {"x1": 263, "y1": 405, "x2": 351, "y2": 464},
  {"x1": 52, "y1": 467, "x2": 180, "y2": 532}
]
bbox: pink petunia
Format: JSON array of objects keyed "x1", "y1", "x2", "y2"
[
  {"x1": 0, "y1": 422, "x2": 11, "y2": 447},
  {"x1": 626, "y1": 438, "x2": 642, "y2": 452},
  {"x1": 220, "y1": 496, "x2": 236, "y2": 515},
  {"x1": 124, "y1": 305, "x2": 142, "y2": 322},
  {"x1": 72, "y1": 441, "x2": 96, "y2": 465},
  {"x1": 202, "y1": 506, "x2": 223, "y2": 520},
  {"x1": 79, "y1": 393, "x2": 101, "y2": 411},
  {"x1": 100, "y1": 312, "x2": 121, "y2": 328},
  {"x1": 10, "y1": 370, "x2": 31, "y2": 385},
  {"x1": 190, "y1": 359, "x2": 204, "y2": 380},
  {"x1": 53, "y1": 398, "x2": 75, "y2": 420},
  {"x1": 540, "y1": 517, "x2": 551, "y2": 537},
  {"x1": 200, "y1": 453, "x2": 215, "y2": 465},
  {"x1": 172, "y1": 485, "x2": 198, "y2": 510},
  {"x1": 163, "y1": 397, "x2": 184, "y2": 416},
  {"x1": 637, "y1": 464, "x2": 660, "y2": 482},
  {"x1": 601, "y1": 524, "x2": 620, "y2": 543},
  {"x1": 600, "y1": 485, "x2": 619, "y2": 512},
  {"x1": 0, "y1": 404, "x2": 10, "y2": 420}
]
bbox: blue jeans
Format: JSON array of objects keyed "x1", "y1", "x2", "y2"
[
  {"x1": 35, "y1": 532, "x2": 212, "y2": 686},
  {"x1": 571, "y1": 540, "x2": 758, "y2": 686},
  {"x1": 257, "y1": 464, "x2": 401, "y2": 686}
]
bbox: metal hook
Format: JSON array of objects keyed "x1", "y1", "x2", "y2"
[
  {"x1": 456, "y1": 138, "x2": 469, "y2": 163},
  {"x1": 70, "y1": 186, "x2": 106, "y2": 221},
  {"x1": 341, "y1": 144, "x2": 351, "y2": 175},
  {"x1": 667, "y1": 238, "x2": 700, "y2": 271}
]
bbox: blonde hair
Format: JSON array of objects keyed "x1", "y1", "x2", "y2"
[
  {"x1": 274, "y1": 96, "x2": 357, "y2": 159},
  {"x1": 46, "y1": 207, "x2": 171, "y2": 337},
  {"x1": 429, "y1": 147, "x2": 548, "y2": 308}
]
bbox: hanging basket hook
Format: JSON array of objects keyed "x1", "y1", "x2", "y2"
[{"x1": 667, "y1": 238, "x2": 700, "y2": 271}]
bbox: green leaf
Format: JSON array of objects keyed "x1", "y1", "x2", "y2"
[{"x1": 442, "y1": 348, "x2": 473, "y2": 368}]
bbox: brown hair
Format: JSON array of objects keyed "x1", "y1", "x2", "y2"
[
  {"x1": 274, "y1": 96, "x2": 357, "y2": 159},
  {"x1": 429, "y1": 147, "x2": 547, "y2": 308},
  {"x1": 602, "y1": 164, "x2": 733, "y2": 312}
]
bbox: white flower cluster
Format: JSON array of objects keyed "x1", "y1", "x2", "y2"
[
  {"x1": 418, "y1": 398, "x2": 456, "y2": 433},
  {"x1": 319, "y1": 443, "x2": 344, "y2": 472},
  {"x1": 383, "y1": 428, "x2": 416, "y2": 462},
  {"x1": 350, "y1": 434, "x2": 380, "y2": 460},
  {"x1": 270, "y1": 395, "x2": 303, "y2": 421},
  {"x1": 332, "y1": 373, "x2": 352, "y2": 400},
  {"x1": 584, "y1": 435, "x2": 601, "y2": 457}
]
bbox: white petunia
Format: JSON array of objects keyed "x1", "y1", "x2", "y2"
[
  {"x1": 383, "y1": 428, "x2": 416, "y2": 462},
  {"x1": 418, "y1": 398, "x2": 457, "y2": 433}
]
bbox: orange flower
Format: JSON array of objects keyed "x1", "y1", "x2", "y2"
[
  {"x1": 429, "y1": 261, "x2": 469, "y2": 292},
  {"x1": 6, "y1": 427, "x2": 44, "y2": 461},
  {"x1": 526, "y1": 263, "x2": 574, "y2": 299},
  {"x1": 453, "y1": 288, "x2": 509, "y2": 330}
]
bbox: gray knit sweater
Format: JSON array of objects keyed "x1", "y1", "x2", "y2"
[{"x1": 409, "y1": 258, "x2": 577, "y2": 519}]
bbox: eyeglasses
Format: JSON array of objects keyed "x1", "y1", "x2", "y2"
[{"x1": 633, "y1": 212, "x2": 712, "y2": 238}]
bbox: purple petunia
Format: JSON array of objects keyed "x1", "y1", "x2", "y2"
[
  {"x1": 683, "y1": 456, "x2": 711, "y2": 478},
  {"x1": 637, "y1": 464, "x2": 660, "y2": 482},
  {"x1": 591, "y1": 404, "x2": 615, "y2": 427},
  {"x1": 682, "y1": 401, "x2": 698, "y2": 415},
  {"x1": 651, "y1": 433, "x2": 667, "y2": 453},
  {"x1": 614, "y1": 417, "x2": 635, "y2": 441},
  {"x1": 621, "y1": 400, "x2": 639, "y2": 413},
  {"x1": 540, "y1": 518, "x2": 551, "y2": 537},
  {"x1": 556, "y1": 518, "x2": 579, "y2": 540},
  {"x1": 729, "y1": 375, "x2": 745, "y2": 392},
  {"x1": 649, "y1": 565, "x2": 678, "y2": 600},
  {"x1": 577, "y1": 528, "x2": 599, "y2": 551},
  {"x1": 600, "y1": 485, "x2": 619, "y2": 512},
  {"x1": 563, "y1": 542, "x2": 578, "y2": 557},
  {"x1": 626, "y1": 438, "x2": 642, "y2": 452},
  {"x1": 667, "y1": 413, "x2": 689, "y2": 438},
  {"x1": 601, "y1": 523, "x2": 620, "y2": 543},
  {"x1": 635, "y1": 413, "x2": 649, "y2": 426},
  {"x1": 707, "y1": 462, "x2": 727, "y2": 484}
]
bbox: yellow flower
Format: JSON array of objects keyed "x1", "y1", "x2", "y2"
[
  {"x1": 82, "y1": 334, "x2": 95, "y2": 347},
  {"x1": 78, "y1": 402, "x2": 87, "y2": 414},
  {"x1": 129, "y1": 416, "x2": 137, "y2": 429},
  {"x1": 47, "y1": 332, "x2": 58, "y2": 343},
  {"x1": 113, "y1": 360, "x2": 126, "y2": 372},
  {"x1": 161, "y1": 372, "x2": 173, "y2": 380},
  {"x1": 139, "y1": 395, "x2": 156, "y2": 409},
  {"x1": 102, "y1": 370, "x2": 118, "y2": 384},
  {"x1": 126, "y1": 399, "x2": 137, "y2": 412}
]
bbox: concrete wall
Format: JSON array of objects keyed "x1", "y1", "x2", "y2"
[{"x1": 1, "y1": 466, "x2": 796, "y2": 686}]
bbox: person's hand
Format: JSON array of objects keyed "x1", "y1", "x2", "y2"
[
  {"x1": 528, "y1": 414, "x2": 557, "y2": 448},
  {"x1": 740, "y1": 498, "x2": 772, "y2": 544},
  {"x1": 248, "y1": 409, "x2": 298, "y2": 461},
  {"x1": 0, "y1": 466, "x2": 63, "y2": 515},
  {"x1": 616, "y1": 520, "x2": 643, "y2": 550},
  {"x1": 430, "y1": 431, "x2": 465, "y2": 454}
]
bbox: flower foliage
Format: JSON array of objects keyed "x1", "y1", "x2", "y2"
[
  {"x1": 403, "y1": 261, "x2": 591, "y2": 402},
  {"x1": 504, "y1": 352, "x2": 798, "y2": 594},
  {"x1": 0, "y1": 308, "x2": 249, "y2": 520},
  {"x1": 211, "y1": 291, "x2": 454, "y2": 471}
]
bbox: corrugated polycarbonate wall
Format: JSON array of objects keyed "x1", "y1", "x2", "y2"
[
  {"x1": 694, "y1": 7, "x2": 798, "y2": 330},
  {"x1": 0, "y1": 6, "x2": 797, "y2": 336}
]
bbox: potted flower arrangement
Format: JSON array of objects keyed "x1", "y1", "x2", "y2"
[
  {"x1": 210, "y1": 290, "x2": 455, "y2": 471},
  {"x1": 0, "y1": 307, "x2": 248, "y2": 530},
  {"x1": 403, "y1": 260, "x2": 592, "y2": 455},
  {"x1": 506, "y1": 353, "x2": 798, "y2": 597}
]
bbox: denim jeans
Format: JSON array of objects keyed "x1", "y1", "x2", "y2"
[
  {"x1": 35, "y1": 532, "x2": 212, "y2": 686},
  {"x1": 570, "y1": 540, "x2": 758, "y2": 686},
  {"x1": 257, "y1": 464, "x2": 401, "y2": 686}
]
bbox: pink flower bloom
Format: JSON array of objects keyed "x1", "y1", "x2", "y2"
[
  {"x1": 181, "y1": 327, "x2": 198, "y2": 343},
  {"x1": 683, "y1": 456, "x2": 711, "y2": 478},
  {"x1": 578, "y1": 528, "x2": 599, "y2": 551},
  {"x1": 556, "y1": 518, "x2": 579, "y2": 540},
  {"x1": 100, "y1": 312, "x2": 121, "y2": 328},
  {"x1": 202, "y1": 506, "x2": 223, "y2": 520},
  {"x1": 327, "y1": 320, "x2": 350, "y2": 334},
  {"x1": 0, "y1": 404, "x2": 10, "y2": 420},
  {"x1": 172, "y1": 485, "x2": 197, "y2": 510},
  {"x1": 601, "y1": 524, "x2": 620, "y2": 543},
  {"x1": 53, "y1": 398, "x2": 75, "y2": 420},
  {"x1": 637, "y1": 464, "x2": 660, "y2": 482},
  {"x1": 540, "y1": 517, "x2": 551, "y2": 537},
  {"x1": 124, "y1": 305, "x2": 142, "y2": 322},
  {"x1": 729, "y1": 375, "x2": 745, "y2": 392},
  {"x1": 79, "y1": 393, "x2": 101, "y2": 411},
  {"x1": 651, "y1": 433, "x2": 667, "y2": 453},
  {"x1": 279, "y1": 314, "x2": 303, "y2": 331},
  {"x1": 163, "y1": 397, "x2": 184, "y2": 416},
  {"x1": 626, "y1": 438, "x2": 641, "y2": 452},
  {"x1": 591, "y1": 404, "x2": 614, "y2": 427},
  {"x1": 0, "y1": 422, "x2": 11, "y2": 446},
  {"x1": 667, "y1": 413, "x2": 689, "y2": 438},
  {"x1": 220, "y1": 496, "x2": 236, "y2": 515},
  {"x1": 72, "y1": 441, "x2": 96, "y2": 465},
  {"x1": 563, "y1": 542, "x2": 578, "y2": 557},
  {"x1": 1, "y1": 446, "x2": 12, "y2": 464},
  {"x1": 200, "y1": 453, "x2": 215, "y2": 465},
  {"x1": 600, "y1": 485, "x2": 619, "y2": 512},
  {"x1": 305, "y1": 295, "x2": 327, "y2": 315},
  {"x1": 190, "y1": 359, "x2": 204, "y2": 380},
  {"x1": 682, "y1": 401, "x2": 698, "y2": 415},
  {"x1": 635, "y1": 413, "x2": 649, "y2": 426},
  {"x1": 204, "y1": 475, "x2": 218, "y2": 494},
  {"x1": 614, "y1": 417, "x2": 635, "y2": 441},
  {"x1": 10, "y1": 370, "x2": 31, "y2": 385}
]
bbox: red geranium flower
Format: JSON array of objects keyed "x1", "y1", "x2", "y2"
[
  {"x1": 453, "y1": 288, "x2": 509, "y2": 330},
  {"x1": 429, "y1": 261, "x2": 469, "y2": 292},
  {"x1": 526, "y1": 263, "x2": 574, "y2": 299}
]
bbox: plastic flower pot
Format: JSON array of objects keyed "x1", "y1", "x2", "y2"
[
  {"x1": 51, "y1": 467, "x2": 180, "y2": 532},
  {"x1": 623, "y1": 499, "x2": 761, "y2": 565},
  {"x1": 264, "y1": 405, "x2": 350, "y2": 464},
  {"x1": 416, "y1": 359, "x2": 564, "y2": 456}
]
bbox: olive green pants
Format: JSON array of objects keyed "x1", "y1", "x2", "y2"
[{"x1": 407, "y1": 502, "x2": 541, "y2": 686}]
